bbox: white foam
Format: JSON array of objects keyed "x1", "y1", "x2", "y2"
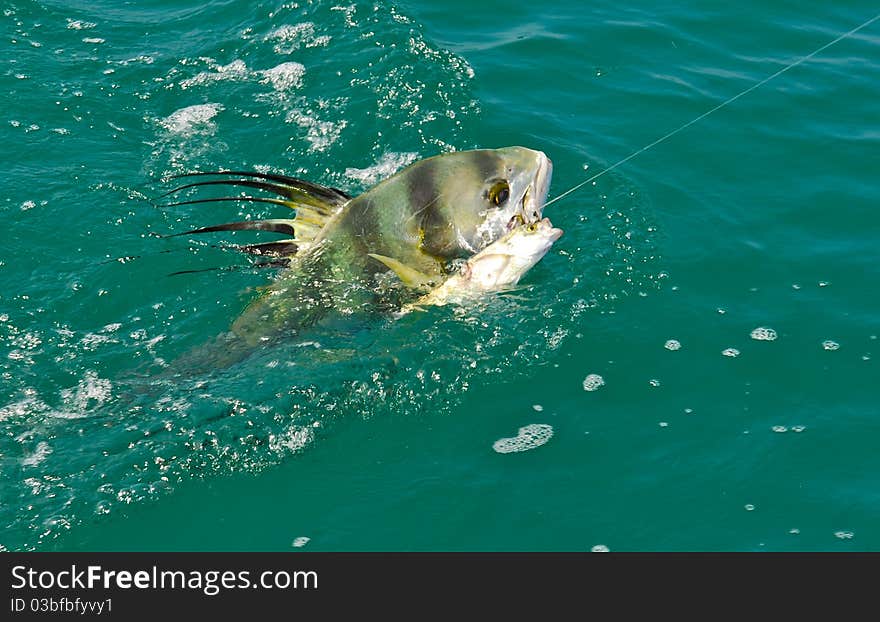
[
  {"x1": 292, "y1": 536, "x2": 310, "y2": 548},
  {"x1": 345, "y1": 152, "x2": 419, "y2": 185},
  {"x1": 582, "y1": 374, "x2": 605, "y2": 392},
  {"x1": 268, "y1": 424, "x2": 314, "y2": 455},
  {"x1": 0, "y1": 396, "x2": 49, "y2": 422},
  {"x1": 22, "y1": 441, "x2": 52, "y2": 467},
  {"x1": 822, "y1": 340, "x2": 840, "y2": 351},
  {"x1": 664, "y1": 339, "x2": 681, "y2": 351},
  {"x1": 259, "y1": 62, "x2": 306, "y2": 92},
  {"x1": 750, "y1": 327, "x2": 777, "y2": 341},
  {"x1": 266, "y1": 22, "x2": 319, "y2": 53},
  {"x1": 722, "y1": 348, "x2": 740, "y2": 357},
  {"x1": 159, "y1": 103, "x2": 223, "y2": 137},
  {"x1": 590, "y1": 544, "x2": 610, "y2": 552},
  {"x1": 180, "y1": 60, "x2": 249, "y2": 89},
  {"x1": 66, "y1": 19, "x2": 96, "y2": 30},
  {"x1": 285, "y1": 109, "x2": 346, "y2": 152},
  {"x1": 56, "y1": 371, "x2": 112, "y2": 417},
  {"x1": 492, "y1": 423, "x2": 554, "y2": 454}
]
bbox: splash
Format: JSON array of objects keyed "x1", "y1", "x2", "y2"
[{"x1": 159, "y1": 103, "x2": 224, "y2": 137}]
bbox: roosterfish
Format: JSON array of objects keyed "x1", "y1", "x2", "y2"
[{"x1": 161, "y1": 147, "x2": 554, "y2": 366}]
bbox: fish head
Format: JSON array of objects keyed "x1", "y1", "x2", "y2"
[
  {"x1": 464, "y1": 218, "x2": 563, "y2": 290},
  {"x1": 406, "y1": 146, "x2": 552, "y2": 259}
]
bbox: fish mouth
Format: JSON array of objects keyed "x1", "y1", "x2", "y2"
[{"x1": 510, "y1": 152, "x2": 552, "y2": 229}]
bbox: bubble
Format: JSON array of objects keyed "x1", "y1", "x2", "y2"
[
  {"x1": 791, "y1": 425, "x2": 806, "y2": 433},
  {"x1": 664, "y1": 339, "x2": 681, "y2": 351},
  {"x1": 822, "y1": 340, "x2": 840, "y2": 351},
  {"x1": 591, "y1": 544, "x2": 610, "y2": 553},
  {"x1": 722, "y1": 348, "x2": 740, "y2": 357},
  {"x1": 532, "y1": 404, "x2": 544, "y2": 412},
  {"x1": 292, "y1": 536, "x2": 310, "y2": 548},
  {"x1": 834, "y1": 531, "x2": 854, "y2": 540},
  {"x1": 789, "y1": 528, "x2": 800, "y2": 535},
  {"x1": 658, "y1": 422, "x2": 668, "y2": 427},
  {"x1": 582, "y1": 374, "x2": 605, "y2": 392},
  {"x1": 717, "y1": 308, "x2": 726, "y2": 314},
  {"x1": 649, "y1": 379, "x2": 661, "y2": 387},
  {"x1": 744, "y1": 504, "x2": 755, "y2": 511},
  {"x1": 492, "y1": 424, "x2": 554, "y2": 454},
  {"x1": 684, "y1": 408, "x2": 693, "y2": 414},
  {"x1": 750, "y1": 327, "x2": 777, "y2": 341},
  {"x1": 771, "y1": 426, "x2": 787, "y2": 433}
]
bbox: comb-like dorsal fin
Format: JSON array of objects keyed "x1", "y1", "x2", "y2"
[
  {"x1": 161, "y1": 169, "x2": 351, "y2": 256},
  {"x1": 169, "y1": 219, "x2": 297, "y2": 237},
  {"x1": 237, "y1": 240, "x2": 299, "y2": 257},
  {"x1": 165, "y1": 170, "x2": 351, "y2": 211}
]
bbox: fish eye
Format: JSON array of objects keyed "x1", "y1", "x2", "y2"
[{"x1": 486, "y1": 180, "x2": 511, "y2": 207}]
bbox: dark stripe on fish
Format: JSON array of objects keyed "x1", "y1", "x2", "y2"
[
  {"x1": 472, "y1": 150, "x2": 501, "y2": 186},
  {"x1": 406, "y1": 157, "x2": 440, "y2": 220}
]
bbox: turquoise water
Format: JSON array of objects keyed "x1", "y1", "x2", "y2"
[{"x1": 2, "y1": 0, "x2": 878, "y2": 551}]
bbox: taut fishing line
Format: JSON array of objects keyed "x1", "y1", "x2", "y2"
[{"x1": 543, "y1": 12, "x2": 880, "y2": 208}]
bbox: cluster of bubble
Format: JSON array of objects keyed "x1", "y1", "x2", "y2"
[
  {"x1": 750, "y1": 327, "x2": 777, "y2": 341},
  {"x1": 492, "y1": 424, "x2": 554, "y2": 454},
  {"x1": 582, "y1": 374, "x2": 605, "y2": 392},
  {"x1": 664, "y1": 339, "x2": 681, "y2": 351},
  {"x1": 771, "y1": 425, "x2": 806, "y2": 433}
]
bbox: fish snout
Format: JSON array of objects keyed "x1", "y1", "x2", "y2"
[
  {"x1": 523, "y1": 153, "x2": 553, "y2": 224},
  {"x1": 538, "y1": 217, "x2": 563, "y2": 242}
]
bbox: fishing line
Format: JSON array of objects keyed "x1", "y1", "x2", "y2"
[{"x1": 543, "y1": 11, "x2": 880, "y2": 208}]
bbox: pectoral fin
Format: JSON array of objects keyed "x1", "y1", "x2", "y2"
[{"x1": 368, "y1": 254, "x2": 437, "y2": 290}]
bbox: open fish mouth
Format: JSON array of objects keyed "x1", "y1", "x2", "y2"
[{"x1": 508, "y1": 152, "x2": 553, "y2": 230}]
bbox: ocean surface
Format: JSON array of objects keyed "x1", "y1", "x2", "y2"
[{"x1": 2, "y1": 0, "x2": 878, "y2": 552}]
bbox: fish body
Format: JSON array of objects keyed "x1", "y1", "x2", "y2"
[{"x1": 164, "y1": 147, "x2": 552, "y2": 360}]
